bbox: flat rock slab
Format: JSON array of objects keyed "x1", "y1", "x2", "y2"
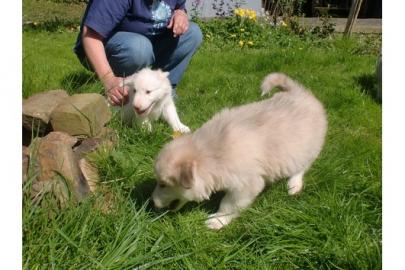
[
  {"x1": 50, "y1": 93, "x2": 111, "y2": 138},
  {"x1": 22, "y1": 90, "x2": 69, "y2": 134},
  {"x1": 31, "y1": 131, "x2": 89, "y2": 204}
]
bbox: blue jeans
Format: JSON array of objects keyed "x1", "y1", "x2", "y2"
[{"x1": 81, "y1": 22, "x2": 203, "y2": 90}]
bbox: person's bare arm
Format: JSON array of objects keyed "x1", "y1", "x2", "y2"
[{"x1": 82, "y1": 25, "x2": 128, "y2": 106}]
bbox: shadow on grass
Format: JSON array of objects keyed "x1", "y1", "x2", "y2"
[
  {"x1": 184, "y1": 191, "x2": 225, "y2": 214},
  {"x1": 130, "y1": 179, "x2": 156, "y2": 211},
  {"x1": 61, "y1": 70, "x2": 99, "y2": 94},
  {"x1": 130, "y1": 179, "x2": 225, "y2": 215},
  {"x1": 355, "y1": 73, "x2": 381, "y2": 104}
]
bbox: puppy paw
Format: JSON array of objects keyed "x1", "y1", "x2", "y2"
[
  {"x1": 288, "y1": 173, "x2": 304, "y2": 195},
  {"x1": 177, "y1": 124, "x2": 191, "y2": 134},
  {"x1": 288, "y1": 185, "x2": 302, "y2": 195},
  {"x1": 205, "y1": 214, "x2": 229, "y2": 230}
]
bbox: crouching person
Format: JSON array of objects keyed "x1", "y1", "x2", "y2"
[{"x1": 74, "y1": 0, "x2": 203, "y2": 106}]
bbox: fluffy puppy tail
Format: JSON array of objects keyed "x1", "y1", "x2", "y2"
[{"x1": 260, "y1": 72, "x2": 303, "y2": 96}]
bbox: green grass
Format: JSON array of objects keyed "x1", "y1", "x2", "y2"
[
  {"x1": 23, "y1": 25, "x2": 381, "y2": 269},
  {"x1": 23, "y1": 0, "x2": 86, "y2": 24}
]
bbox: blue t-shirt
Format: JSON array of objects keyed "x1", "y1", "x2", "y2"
[{"x1": 74, "y1": 0, "x2": 186, "y2": 56}]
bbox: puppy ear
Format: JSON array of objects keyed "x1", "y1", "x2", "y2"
[
  {"x1": 157, "y1": 69, "x2": 170, "y2": 78},
  {"x1": 179, "y1": 161, "x2": 196, "y2": 189}
]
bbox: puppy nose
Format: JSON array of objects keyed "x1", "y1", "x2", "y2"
[{"x1": 134, "y1": 106, "x2": 142, "y2": 114}]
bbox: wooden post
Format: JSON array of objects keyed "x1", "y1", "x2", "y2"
[{"x1": 344, "y1": 0, "x2": 364, "y2": 36}]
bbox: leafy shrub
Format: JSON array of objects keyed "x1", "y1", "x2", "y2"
[
  {"x1": 194, "y1": 10, "x2": 338, "y2": 51},
  {"x1": 278, "y1": 15, "x2": 335, "y2": 39},
  {"x1": 228, "y1": 8, "x2": 263, "y2": 48},
  {"x1": 263, "y1": 0, "x2": 306, "y2": 25},
  {"x1": 195, "y1": 8, "x2": 270, "y2": 49},
  {"x1": 310, "y1": 16, "x2": 336, "y2": 38}
]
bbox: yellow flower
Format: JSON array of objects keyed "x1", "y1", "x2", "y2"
[
  {"x1": 230, "y1": 34, "x2": 237, "y2": 38},
  {"x1": 240, "y1": 28, "x2": 245, "y2": 32},
  {"x1": 247, "y1": 41, "x2": 254, "y2": 46},
  {"x1": 248, "y1": 11, "x2": 257, "y2": 21},
  {"x1": 235, "y1": 8, "x2": 253, "y2": 18},
  {"x1": 235, "y1": 8, "x2": 257, "y2": 21},
  {"x1": 234, "y1": 8, "x2": 243, "y2": 17},
  {"x1": 280, "y1": 20, "x2": 287, "y2": 27},
  {"x1": 172, "y1": 130, "x2": 183, "y2": 139},
  {"x1": 239, "y1": 40, "x2": 244, "y2": 47}
]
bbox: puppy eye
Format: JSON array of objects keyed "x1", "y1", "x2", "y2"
[
  {"x1": 146, "y1": 90, "x2": 151, "y2": 95},
  {"x1": 158, "y1": 182, "x2": 166, "y2": 188}
]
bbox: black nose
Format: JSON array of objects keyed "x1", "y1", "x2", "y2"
[{"x1": 168, "y1": 199, "x2": 180, "y2": 211}]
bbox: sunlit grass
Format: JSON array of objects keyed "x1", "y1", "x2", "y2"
[{"x1": 23, "y1": 27, "x2": 381, "y2": 269}]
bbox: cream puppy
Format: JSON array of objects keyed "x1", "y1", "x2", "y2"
[
  {"x1": 152, "y1": 73, "x2": 327, "y2": 230},
  {"x1": 119, "y1": 68, "x2": 190, "y2": 133}
]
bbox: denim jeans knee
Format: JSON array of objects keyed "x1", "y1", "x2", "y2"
[
  {"x1": 105, "y1": 32, "x2": 155, "y2": 77},
  {"x1": 186, "y1": 22, "x2": 203, "y2": 50}
]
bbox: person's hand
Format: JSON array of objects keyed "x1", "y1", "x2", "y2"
[
  {"x1": 101, "y1": 72, "x2": 129, "y2": 106},
  {"x1": 167, "y1": 9, "x2": 189, "y2": 37}
]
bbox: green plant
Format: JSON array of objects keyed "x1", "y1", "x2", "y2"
[
  {"x1": 263, "y1": 0, "x2": 306, "y2": 25},
  {"x1": 228, "y1": 8, "x2": 263, "y2": 48},
  {"x1": 195, "y1": 8, "x2": 268, "y2": 49},
  {"x1": 310, "y1": 16, "x2": 336, "y2": 38}
]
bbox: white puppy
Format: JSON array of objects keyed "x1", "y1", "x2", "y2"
[
  {"x1": 152, "y1": 73, "x2": 328, "y2": 230},
  {"x1": 119, "y1": 68, "x2": 190, "y2": 133}
]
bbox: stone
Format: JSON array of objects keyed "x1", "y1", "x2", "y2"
[
  {"x1": 31, "y1": 131, "x2": 89, "y2": 204},
  {"x1": 22, "y1": 146, "x2": 30, "y2": 183},
  {"x1": 78, "y1": 158, "x2": 100, "y2": 193},
  {"x1": 73, "y1": 137, "x2": 105, "y2": 160},
  {"x1": 22, "y1": 90, "x2": 69, "y2": 134},
  {"x1": 73, "y1": 128, "x2": 117, "y2": 159},
  {"x1": 50, "y1": 93, "x2": 111, "y2": 138},
  {"x1": 72, "y1": 127, "x2": 118, "y2": 193},
  {"x1": 41, "y1": 131, "x2": 78, "y2": 147}
]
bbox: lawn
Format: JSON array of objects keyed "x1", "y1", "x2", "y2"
[{"x1": 23, "y1": 9, "x2": 382, "y2": 270}]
